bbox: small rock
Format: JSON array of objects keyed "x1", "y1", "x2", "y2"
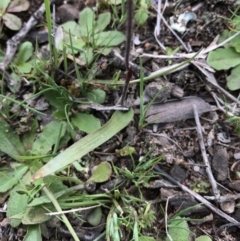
[
  {"x1": 170, "y1": 164, "x2": 188, "y2": 183},
  {"x1": 220, "y1": 200, "x2": 235, "y2": 214},
  {"x1": 229, "y1": 180, "x2": 240, "y2": 192},
  {"x1": 145, "y1": 81, "x2": 173, "y2": 103},
  {"x1": 212, "y1": 146, "x2": 229, "y2": 181}
]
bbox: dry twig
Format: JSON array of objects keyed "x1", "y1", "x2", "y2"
[
  {"x1": 193, "y1": 104, "x2": 220, "y2": 200},
  {"x1": 0, "y1": 3, "x2": 46, "y2": 70},
  {"x1": 154, "y1": 165, "x2": 239, "y2": 224}
]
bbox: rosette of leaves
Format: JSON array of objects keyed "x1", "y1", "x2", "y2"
[
  {"x1": 56, "y1": 7, "x2": 125, "y2": 64},
  {"x1": 0, "y1": 0, "x2": 30, "y2": 32},
  {"x1": 207, "y1": 29, "x2": 240, "y2": 91}
]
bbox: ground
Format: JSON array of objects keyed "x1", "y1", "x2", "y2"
[{"x1": 0, "y1": 0, "x2": 240, "y2": 241}]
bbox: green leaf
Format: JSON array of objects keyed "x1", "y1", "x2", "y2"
[
  {"x1": 227, "y1": 64, "x2": 240, "y2": 90},
  {"x1": 0, "y1": 0, "x2": 10, "y2": 13},
  {"x1": 0, "y1": 164, "x2": 28, "y2": 192},
  {"x1": 3, "y1": 13, "x2": 22, "y2": 30},
  {"x1": 32, "y1": 109, "x2": 134, "y2": 180},
  {"x1": 135, "y1": 9, "x2": 148, "y2": 25},
  {"x1": 87, "y1": 207, "x2": 102, "y2": 226},
  {"x1": 230, "y1": 33, "x2": 240, "y2": 53},
  {"x1": 95, "y1": 12, "x2": 111, "y2": 33},
  {"x1": 16, "y1": 41, "x2": 33, "y2": 63},
  {"x1": 17, "y1": 62, "x2": 32, "y2": 73},
  {"x1": 9, "y1": 72, "x2": 21, "y2": 93},
  {"x1": 217, "y1": 30, "x2": 232, "y2": 46},
  {"x1": 88, "y1": 161, "x2": 112, "y2": 183},
  {"x1": 31, "y1": 121, "x2": 67, "y2": 155},
  {"x1": 108, "y1": 0, "x2": 124, "y2": 4},
  {"x1": 139, "y1": 236, "x2": 155, "y2": 241},
  {"x1": 166, "y1": 217, "x2": 190, "y2": 241},
  {"x1": 22, "y1": 206, "x2": 50, "y2": 225},
  {"x1": 79, "y1": 47, "x2": 93, "y2": 65},
  {"x1": 115, "y1": 146, "x2": 135, "y2": 156},
  {"x1": 196, "y1": 235, "x2": 212, "y2": 241},
  {"x1": 61, "y1": 21, "x2": 81, "y2": 37},
  {"x1": 0, "y1": 120, "x2": 25, "y2": 159},
  {"x1": 24, "y1": 225, "x2": 42, "y2": 241},
  {"x1": 43, "y1": 175, "x2": 68, "y2": 193},
  {"x1": 94, "y1": 31, "x2": 125, "y2": 47},
  {"x1": 7, "y1": 0, "x2": 30, "y2": 12},
  {"x1": 79, "y1": 7, "x2": 95, "y2": 37},
  {"x1": 86, "y1": 88, "x2": 106, "y2": 104},
  {"x1": 64, "y1": 38, "x2": 85, "y2": 53},
  {"x1": 7, "y1": 185, "x2": 29, "y2": 227},
  {"x1": 43, "y1": 89, "x2": 71, "y2": 111},
  {"x1": 71, "y1": 113, "x2": 101, "y2": 133},
  {"x1": 22, "y1": 118, "x2": 38, "y2": 151},
  {"x1": 207, "y1": 47, "x2": 240, "y2": 70},
  {"x1": 96, "y1": 47, "x2": 112, "y2": 56},
  {"x1": 28, "y1": 190, "x2": 65, "y2": 207},
  {"x1": 52, "y1": 110, "x2": 67, "y2": 120},
  {"x1": 58, "y1": 21, "x2": 84, "y2": 53}
]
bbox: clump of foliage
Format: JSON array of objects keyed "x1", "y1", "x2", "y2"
[
  {"x1": 0, "y1": 0, "x2": 30, "y2": 32},
  {"x1": 207, "y1": 8, "x2": 240, "y2": 91},
  {"x1": 56, "y1": 7, "x2": 125, "y2": 64}
]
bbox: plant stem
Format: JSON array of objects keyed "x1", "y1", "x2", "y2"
[{"x1": 42, "y1": 185, "x2": 80, "y2": 241}]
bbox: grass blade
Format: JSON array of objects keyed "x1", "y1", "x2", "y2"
[{"x1": 32, "y1": 109, "x2": 134, "y2": 180}]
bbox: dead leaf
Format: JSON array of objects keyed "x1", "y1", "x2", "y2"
[{"x1": 146, "y1": 96, "x2": 211, "y2": 123}]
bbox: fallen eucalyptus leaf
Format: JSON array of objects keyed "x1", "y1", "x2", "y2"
[{"x1": 146, "y1": 96, "x2": 211, "y2": 123}]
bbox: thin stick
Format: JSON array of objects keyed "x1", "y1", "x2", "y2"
[
  {"x1": 153, "y1": 165, "x2": 239, "y2": 224},
  {"x1": 193, "y1": 104, "x2": 220, "y2": 200},
  {"x1": 120, "y1": 0, "x2": 134, "y2": 106},
  {"x1": 0, "y1": 3, "x2": 46, "y2": 70},
  {"x1": 193, "y1": 61, "x2": 240, "y2": 105}
]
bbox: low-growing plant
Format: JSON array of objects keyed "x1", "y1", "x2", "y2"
[
  {"x1": 56, "y1": 7, "x2": 125, "y2": 65},
  {"x1": 207, "y1": 29, "x2": 240, "y2": 91},
  {"x1": 207, "y1": 8, "x2": 240, "y2": 91},
  {"x1": 0, "y1": 0, "x2": 30, "y2": 32},
  {"x1": 226, "y1": 115, "x2": 240, "y2": 136},
  {"x1": 0, "y1": 111, "x2": 133, "y2": 240},
  {"x1": 166, "y1": 205, "x2": 212, "y2": 241},
  {"x1": 134, "y1": 0, "x2": 152, "y2": 25}
]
